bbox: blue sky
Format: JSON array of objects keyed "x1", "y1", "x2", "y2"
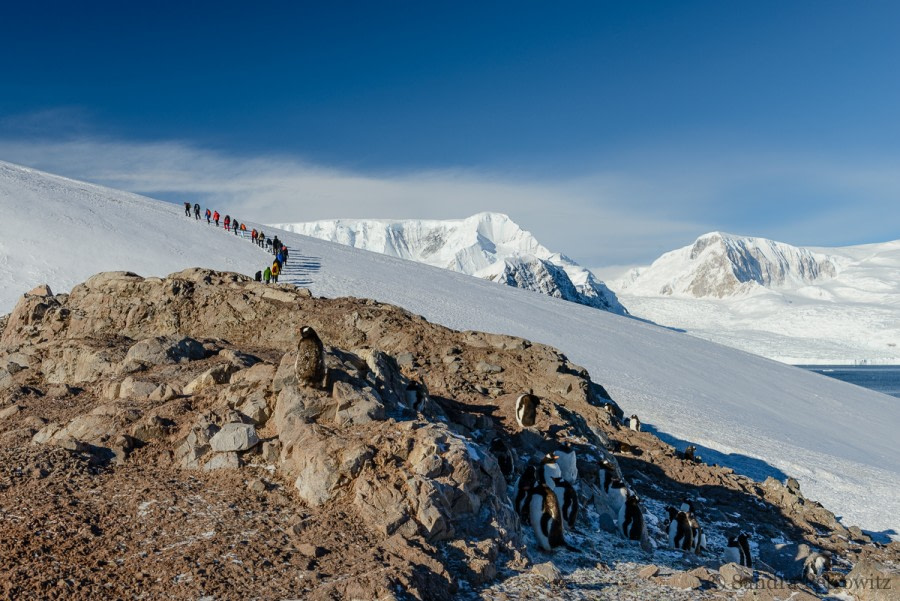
[{"x1": 1, "y1": 1, "x2": 899, "y2": 270}]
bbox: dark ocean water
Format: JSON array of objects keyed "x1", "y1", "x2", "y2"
[{"x1": 799, "y1": 365, "x2": 900, "y2": 398}]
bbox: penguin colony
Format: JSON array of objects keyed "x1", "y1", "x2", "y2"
[
  {"x1": 298, "y1": 326, "x2": 771, "y2": 573},
  {"x1": 509, "y1": 391, "x2": 763, "y2": 571}
]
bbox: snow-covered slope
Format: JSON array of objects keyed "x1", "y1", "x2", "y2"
[
  {"x1": 2, "y1": 160, "x2": 899, "y2": 539},
  {"x1": 613, "y1": 232, "x2": 900, "y2": 364},
  {"x1": 271, "y1": 214, "x2": 626, "y2": 314}
]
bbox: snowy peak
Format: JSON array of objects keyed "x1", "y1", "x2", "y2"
[
  {"x1": 624, "y1": 232, "x2": 838, "y2": 298},
  {"x1": 272, "y1": 213, "x2": 627, "y2": 314}
]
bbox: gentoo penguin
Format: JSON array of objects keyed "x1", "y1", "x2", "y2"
[
  {"x1": 598, "y1": 460, "x2": 617, "y2": 490},
  {"x1": 295, "y1": 326, "x2": 326, "y2": 389},
  {"x1": 605, "y1": 478, "x2": 628, "y2": 517},
  {"x1": 688, "y1": 513, "x2": 707, "y2": 554},
  {"x1": 666, "y1": 507, "x2": 694, "y2": 551},
  {"x1": 682, "y1": 445, "x2": 698, "y2": 462},
  {"x1": 628, "y1": 414, "x2": 641, "y2": 432},
  {"x1": 515, "y1": 391, "x2": 540, "y2": 428},
  {"x1": 724, "y1": 532, "x2": 752, "y2": 567},
  {"x1": 515, "y1": 465, "x2": 538, "y2": 519},
  {"x1": 619, "y1": 494, "x2": 644, "y2": 541},
  {"x1": 538, "y1": 453, "x2": 563, "y2": 487},
  {"x1": 547, "y1": 475, "x2": 578, "y2": 529},
  {"x1": 405, "y1": 381, "x2": 429, "y2": 412},
  {"x1": 803, "y1": 551, "x2": 831, "y2": 582},
  {"x1": 528, "y1": 484, "x2": 566, "y2": 551},
  {"x1": 555, "y1": 443, "x2": 578, "y2": 484},
  {"x1": 490, "y1": 437, "x2": 515, "y2": 479}
]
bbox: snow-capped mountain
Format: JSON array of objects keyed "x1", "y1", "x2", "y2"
[
  {"x1": 620, "y1": 231, "x2": 839, "y2": 298},
  {"x1": 270, "y1": 213, "x2": 627, "y2": 314},
  {"x1": 612, "y1": 232, "x2": 900, "y2": 364},
  {"x1": 2, "y1": 159, "x2": 899, "y2": 537}
]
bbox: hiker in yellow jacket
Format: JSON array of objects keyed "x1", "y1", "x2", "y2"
[{"x1": 271, "y1": 259, "x2": 281, "y2": 283}]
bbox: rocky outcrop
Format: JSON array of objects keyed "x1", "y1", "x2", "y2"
[{"x1": 0, "y1": 269, "x2": 895, "y2": 601}]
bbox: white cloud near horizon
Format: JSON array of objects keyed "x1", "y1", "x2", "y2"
[{"x1": 0, "y1": 136, "x2": 897, "y2": 270}]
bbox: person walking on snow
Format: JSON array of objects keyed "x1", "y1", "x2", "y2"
[
  {"x1": 257, "y1": 231, "x2": 265, "y2": 247},
  {"x1": 281, "y1": 245, "x2": 289, "y2": 266},
  {"x1": 232, "y1": 219, "x2": 239, "y2": 234},
  {"x1": 194, "y1": 203, "x2": 201, "y2": 219},
  {"x1": 251, "y1": 229, "x2": 258, "y2": 244},
  {"x1": 213, "y1": 210, "x2": 220, "y2": 226},
  {"x1": 276, "y1": 249, "x2": 284, "y2": 268},
  {"x1": 263, "y1": 266, "x2": 272, "y2": 284},
  {"x1": 184, "y1": 202, "x2": 191, "y2": 217},
  {"x1": 240, "y1": 223, "x2": 247, "y2": 237},
  {"x1": 254, "y1": 270, "x2": 262, "y2": 282},
  {"x1": 271, "y1": 259, "x2": 281, "y2": 283},
  {"x1": 205, "y1": 208, "x2": 212, "y2": 224},
  {"x1": 272, "y1": 236, "x2": 281, "y2": 255},
  {"x1": 224, "y1": 215, "x2": 231, "y2": 230}
]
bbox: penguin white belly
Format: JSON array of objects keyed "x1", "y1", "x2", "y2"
[
  {"x1": 607, "y1": 485, "x2": 627, "y2": 517},
  {"x1": 556, "y1": 451, "x2": 577, "y2": 484},
  {"x1": 529, "y1": 493, "x2": 552, "y2": 551},
  {"x1": 617, "y1": 502, "x2": 627, "y2": 532},
  {"x1": 724, "y1": 545, "x2": 742, "y2": 565}
]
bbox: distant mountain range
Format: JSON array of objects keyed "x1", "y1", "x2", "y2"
[
  {"x1": 271, "y1": 212, "x2": 627, "y2": 314},
  {"x1": 612, "y1": 232, "x2": 900, "y2": 364}
]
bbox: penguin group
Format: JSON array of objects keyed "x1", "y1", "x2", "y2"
[
  {"x1": 664, "y1": 501, "x2": 707, "y2": 554},
  {"x1": 515, "y1": 447, "x2": 579, "y2": 552}
]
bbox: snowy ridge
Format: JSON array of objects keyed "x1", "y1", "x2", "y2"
[
  {"x1": 271, "y1": 213, "x2": 626, "y2": 314},
  {"x1": 612, "y1": 232, "x2": 900, "y2": 364},
  {"x1": 1, "y1": 160, "x2": 899, "y2": 538}
]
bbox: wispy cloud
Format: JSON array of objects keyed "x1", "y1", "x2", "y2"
[{"x1": 0, "y1": 134, "x2": 897, "y2": 270}]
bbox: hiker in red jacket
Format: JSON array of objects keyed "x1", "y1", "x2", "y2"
[
  {"x1": 205, "y1": 208, "x2": 212, "y2": 224},
  {"x1": 224, "y1": 215, "x2": 231, "y2": 230},
  {"x1": 213, "y1": 210, "x2": 220, "y2": 226}
]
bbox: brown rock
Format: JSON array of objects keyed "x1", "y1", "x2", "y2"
[
  {"x1": 667, "y1": 573, "x2": 702, "y2": 590},
  {"x1": 638, "y1": 565, "x2": 660, "y2": 579}
]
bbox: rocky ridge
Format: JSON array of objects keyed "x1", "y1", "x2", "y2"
[{"x1": 0, "y1": 269, "x2": 897, "y2": 600}]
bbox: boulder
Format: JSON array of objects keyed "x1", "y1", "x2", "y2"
[
  {"x1": 203, "y1": 452, "x2": 241, "y2": 471},
  {"x1": 183, "y1": 364, "x2": 239, "y2": 395},
  {"x1": 719, "y1": 562, "x2": 754, "y2": 588},
  {"x1": 148, "y1": 383, "x2": 181, "y2": 402},
  {"x1": 239, "y1": 397, "x2": 270, "y2": 425},
  {"x1": 209, "y1": 423, "x2": 259, "y2": 452},
  {"x1": 122, "y1": 336, "x2": 207, "y2": 370},
  {"x1": 27, "y1": 284, "x2": 53, "y2": 297},
  {"x1": 638, "y1": 565, "x2": 660, "y2": 579},
  {"x1": 332, "y1": 381, "x2": 386, "y2": 426},
  {"x1": 667, "y1": 573, "x2": 701, "y2": 590},
  {"x1": 119, "y1": 377, "x2": 158, "y2": 400},
  {"x1": 845, "y1": 559, "x2": 899, "y2": 601},
  {"x1": 218, "y1": 348, "x2": 260, "y2": 368}
]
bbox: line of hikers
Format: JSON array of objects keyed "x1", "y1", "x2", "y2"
[{"x1": 183, "y1": 202, "x2": 291, "y2": 285}]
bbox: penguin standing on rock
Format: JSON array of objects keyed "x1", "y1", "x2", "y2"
[
  {"x1": 555, "y1": 443, "x2": 578, "y2": 484},
  {"x1": 295, "y1": 326, "x2": 326, "y2": 389},
  {"x1": 666, "y1": 507, "x2": 695, "y2": 551},
  {"x1": 515, "y1": 391, "x2": 540, "y2": 428},
  {"x1": 619, "y1": 494, "x2": 644, "y2": 541},
  {"x1": 552, "y1": 476, "x2": 579, "y2": 529},
  {"x1": 724, "y1": 532, "x2": 752, "y2": 567},
  {"x1": 605, "y1": 478, "x2": 628, "y2": 517},
  {"x1": 628, "y1": 415, "x2": 641, "y2": 431}
]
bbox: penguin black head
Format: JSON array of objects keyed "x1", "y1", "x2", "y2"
[
  {"x1": 665, "y1": 506, "x2": 678, "y2": 522},
  {"x1": 300, "y1": 325, "x2": 317, "y2": 339}
]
